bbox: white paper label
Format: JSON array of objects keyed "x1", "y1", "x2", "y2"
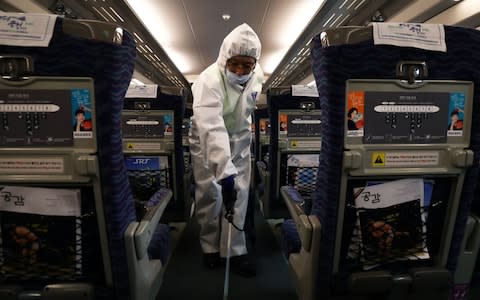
[
  {"x1": 0, "y1": 185, "x2": 81, "y2": 216},
  {"x1": 373, "y1": 23, "x2": 446, "y2": 52},
  {"x1": 0, "y1": 13, "x2": 57, "y2": 47},
  {"x1": 0, "y1": 157, "x2": 64, "y2": 174},
  {"x1": 385, "y1": 151, "x2": 439, "y2": 167},
  {"x1": 292, "y1": 85, "x2": 319, "y2": 97},
  {"x1": 287, "y1": 154, "x2": 319, "y2": 167},
  {"x1": 125, "y1": 84, "x2": 158, "y2": 98}
]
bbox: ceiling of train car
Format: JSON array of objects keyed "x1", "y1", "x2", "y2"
[
  {"x1": 0, "y1": 0, "x2": 325, "y2": 90},
  {"x1": 0, "y1": 0, "x2": 479, "y2": 96},
  {"x1": 124, "y1": 0, "x2": 325, "y2": 83}
]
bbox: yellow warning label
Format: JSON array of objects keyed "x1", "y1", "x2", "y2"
[
  {"x1": 125, "y1": 143, "x2": 161, "y2": 151},
  {"x1": 290, "y1": 141, "x2": 297, "y2": 148},
  {"x1": 372, "y1": 152, "x2": 385, "y2": 167}
]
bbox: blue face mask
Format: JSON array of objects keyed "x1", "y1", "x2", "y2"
[{"x1": 225, "y1": 69, "x2": 252, "y2": 85}]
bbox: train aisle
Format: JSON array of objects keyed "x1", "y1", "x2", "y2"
[{"x1": 157, "y1": 209, "x2": 298, "y2": 300}]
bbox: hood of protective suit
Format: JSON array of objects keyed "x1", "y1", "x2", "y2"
[{"x1": 216, "y1": 23, "x2": 261, "y2": 70}]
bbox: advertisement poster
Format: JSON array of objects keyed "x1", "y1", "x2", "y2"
[
  {"x1": 279, "y1": 114, "x2": 288, "y2": 134},
  {"x1": 347, "y1": 91, "x2": 365, "y2": 137},
  {"x1": 259, "y1": 118, "x2": 270, "y2": 135},
  {"x1": 163, "y1": 114, "x2": 173, "y2": 135},
  {"x1": 447, "y1": 92, "x2": 465, "y2": 137},
  {"x1": 71, "y1": 89, "x2": 93, "y2": 139}
]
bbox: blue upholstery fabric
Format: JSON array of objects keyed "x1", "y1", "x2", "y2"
[
  {"x1": 0, "y1": 18, "x2": 137, "y2": 298},
  {"x1": 473, "y1": 154, "x2": 480, "y2": 282},
  {"x1": 282, "y1": 185, "x2": 306, "y2": 208},
  {"x1": 281, "y1": 219, "x2": 302, "y2": 257},
  {"x1": 148, "y1": 223, "x2": 170, "y2": 264},
  {"x1": 310, "y1": 25, "x2": 480, "y2": 293},
  {"x1": 280, "y1": 186, "x2": 305, "y2": 257},
  {"x1": 145, "y1": 188, "x2": 173, "y2": 209},
  {"x1": 145, "y1": 189, "x2": 171, "y2": 265}
]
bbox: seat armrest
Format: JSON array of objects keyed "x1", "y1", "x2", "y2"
[
  {"x1": 280, "y1": 186, "x2": 312, "y2": 250},
  {"x1": 348, "y1": 271, "x2": 394, "y2": 294},
  {"x1": 409, "y1": 267, "x2": 452, "y2": 291},
  {"x1": 282, "y1": 187, "x2": 322, "y2": 300},
  {"x1": 454, "y1": 214, "x2": 480, "y2": 284},
  {"x1": 124, "y1": 188, "x2": 171, "y2": 300},
  {"x1": 134, "y1": 188, "x2": 172, "y2": 259}
]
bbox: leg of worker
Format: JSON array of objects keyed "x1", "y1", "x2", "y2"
[
  {"x1": 190, "y1": 142, "x2": 223, "y2": 254},
  {"x1": 195, "y1": 174, "x2": 223, "y2": 254},
  {"x1": 220, "y1": 152, "x2": 251, "y2": 257}
]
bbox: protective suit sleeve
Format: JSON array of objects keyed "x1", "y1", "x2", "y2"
[{"x1": 192, "y1": 76, "x2": 238, "y2": 181}]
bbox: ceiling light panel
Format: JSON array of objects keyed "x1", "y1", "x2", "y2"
[
  {"x1": 347, "y1": 0, "x2": 359, "y2": 10},
  {"x1": 93, "y1": 0, "x2": 189, "y2": 87},
  {"x1": 354, "y1": 0, "x2": 367, "y2": 10},
  {"x1": 133, "y1": 32, "x2": 144, "y2": 43},
  {"x1": 92, "y1": 6, "x2": 109, "y2": 21},
  {"x1": 426, "y1": 0, "x2": 480, "y2": 25},
  {"x1": 339, "y1": 0, "x2": 350, "y2": 10},
  {"x1": 266, "y1": 0, "x2": 368, "y2": 89},
  {"x1": 388, "y1": 0, "x2": 446, "y2": 22},
  {"x1": 126, "y1": 0, "x2": 192, "y2": 74},
  {"x1": 109, "y1": 6, "x2": 124, "y2": 22},
  {"x1": 100, "y1": 6, "x2": 116, "y2": 22},
  {"x1": 261, "y1": 0, "x2": 327, "y2": 74}
]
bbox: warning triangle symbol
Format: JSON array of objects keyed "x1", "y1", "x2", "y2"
[{"x1": 375, "y1": 155, "x2": 383, "y2": 164}]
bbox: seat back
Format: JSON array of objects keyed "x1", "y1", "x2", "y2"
[
  {"x1": 122, "y1": 85, "x2": 187, "y2": 220},
  {"x1": 182, "y1": 106, "x2": 193, "y2": 163},
  {"x1": 182, "y1": 106, "x2": 194, "y2": 217},
  {"x1": 468, "y1": 181, "x2": 480, "y2": 296},
  {"x1": 265, "y1": 87, "x2": 321, "y2": 218},
  {"x1": 253, "y1": 107, "x2": 270, "y2": 164},
  {"x1": 0, "y1": 76, "x2": 100, "y2": 287},
  {"x1": 252, "y1": 107, "x2": 270, "y2": 214},
  {"x1": 0, "y1": 14, "x2": 137, "y2": 299},
  {"x1": 310, "y1": 24, "x2": 480, "y2": 299}
]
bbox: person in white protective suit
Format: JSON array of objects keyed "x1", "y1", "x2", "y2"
[{"x1": 189, "y1": 23, "x2": 263, "y2": 277}]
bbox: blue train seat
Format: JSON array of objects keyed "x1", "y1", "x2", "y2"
[
  {"x1": 0, "y1": 14, "x2": 171, "y2": 300},
  {"x1": 122, "y1": 85, "x2": 188, "y2": 220},
  {"x1": 253, "y1": 106, "x2": 270, "y2": 165},
  {"x1": 465, "y1": 184, "x2": 480, "y2": 298},
  {"x1": 182, "y1": 106, "x2": 194, "y2": 217},
  {"x1": 253, "y1": 106, "x2": 270, "y2": 215},
  {"x1": 176, "y1": 104, "x2": 202, "y2": 225},
  {"x1": 281, "y1": 24, "x2": 480, "y2": 300},
  {"x1": 182, "y1": 106, "x2": 193, "y2": 166},
  {"x1": 260, "y1": 87, "x2": 320, "y2": 219}
]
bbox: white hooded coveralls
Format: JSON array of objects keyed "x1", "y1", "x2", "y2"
[{"x1": 189, "y1": 23, "x2": 264, "y2": 257}]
